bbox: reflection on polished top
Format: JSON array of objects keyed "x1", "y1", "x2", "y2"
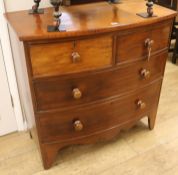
[{"x1": 5, "y1": 0, "x2": 176, "y2": 41}]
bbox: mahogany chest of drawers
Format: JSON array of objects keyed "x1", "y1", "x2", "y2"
[{"x1": 5, "y1": 1, "x2": 176, "y2": 169}]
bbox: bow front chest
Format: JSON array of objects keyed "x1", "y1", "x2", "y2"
[{"x1": 5, "y1": 1, "x2": 176, "y2": 169}]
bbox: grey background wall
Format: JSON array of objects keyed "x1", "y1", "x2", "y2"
[{"x1": 5, "y1": 0, "x2": 51, "y2": 12}]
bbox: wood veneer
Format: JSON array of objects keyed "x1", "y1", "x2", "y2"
[
  {"x1": 38, "y1": 80, "x2": 162, "y2": 143},
  {"x1": 34, "y1": 52, "x2": 167, "y2": 111},
  {"x1": 29, "y1": 35, "x2": 113, "y2": 77},
  {"x1": 5, "y1": 1, "x2": 176, "y2": 41},
  {"x1": 5, "y1": 1, "x2": 177, "y2": 169},
  {"x1": 116, "y1": 21, "x2": 171, "y2": 63}
]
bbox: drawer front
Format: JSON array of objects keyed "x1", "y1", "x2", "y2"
[
  {"x1": 38, "y1": 81, "x2": 162, "y2": 143},
  {"x1": 116, "y1": 21, "x2": 171, "y2": 63},
  {"x1": 29, "y1": 36, "x2": 113, "y2": 77},
  {"x1": 33, "y1": 52, "x2": 167, "y2": 111}
]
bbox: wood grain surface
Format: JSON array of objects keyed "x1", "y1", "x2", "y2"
[
  {"x1": 30, "y1": 36, "x2": 113, "y2": 77},
  {"x1": 5, "y1": 0, "x2": 176, "y2": 169},
  {"x1": 116, "y1": 21, "x2": 171, "y2": 63},
  {"x1": 38, "y1": 80, "x2": 162, "y2": 143},
  {"x1": 33, "y1": 52, "x2": 167, "y2": 111},
  {"x1": 5, "y1": 1, "x2": 176, "y2": 41}
]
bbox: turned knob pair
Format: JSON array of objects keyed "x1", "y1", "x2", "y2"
[{"x1": 72, "y1": 100, "x2": 146, "y2": 132}]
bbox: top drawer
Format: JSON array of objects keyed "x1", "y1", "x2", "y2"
[
  {"x1": 116, "y1": 21, "x2": 172, "y2": 63},
  {"x1": 29, "y1": 36, "x2": 113, "y2": 78}
]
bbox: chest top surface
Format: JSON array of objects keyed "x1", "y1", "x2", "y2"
[{"x1": 5, "y1": 0, "x2": 176, "y2": 41}]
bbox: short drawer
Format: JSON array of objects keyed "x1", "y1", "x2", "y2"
[
  {"x1": 116, "y1": 21, "x2": 171, "y2": 63},
  {"x1": 38, "y1": 80, "x2": 162, "y2": 143},
  {"x1": 29, "y1": 36, "x2": 113, "y2": 77},
  {"x1": 33, "y1": 52, "x2": 167, "y2": 111}
]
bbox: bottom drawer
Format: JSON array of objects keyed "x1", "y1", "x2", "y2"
[{"x1": 38, "y1": 80, "x2": 162, "y2": 143}]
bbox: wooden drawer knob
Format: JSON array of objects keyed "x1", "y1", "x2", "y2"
[
  {"x1": 145, "y1": 38, "x2": 154, "y2": 47},
  {"x1": 72, "y1": 88, "x2": 82, "y2": 99},
  {"x1": 71, "y1": 52, "x2": 81, "y2": 63},
  {"x1": 137, "y1": 100, "x2": 146, "y2": 109},
  {"x1": 145, "y1": 38, "x2": 154, "y2": 61},
  {"x1": 140, "y1": 69, "x2": 151, "y2": 79},
  {"x1": 73, "y1": 120, "x2": 83, "y2": 131}
]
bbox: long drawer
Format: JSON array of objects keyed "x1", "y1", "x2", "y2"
[
  {"x1": 38, "y1": 80, "x2": 162, "y2": 143},
  {"x1": 33, "y1": 52, "x2": 167, "y2": 111}
]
